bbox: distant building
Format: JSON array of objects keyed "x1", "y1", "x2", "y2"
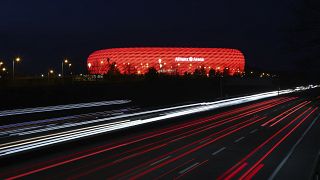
[{"x1": 87, "y1": 47, "x2": 245, "y2": 75}]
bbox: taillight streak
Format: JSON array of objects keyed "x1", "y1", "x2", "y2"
[
  {"x1": 261, "y1": 100, "x2": 308, "y2": 127},
  {"x1": 59, "y1": 100, "x2": 284, "y2": 178},
  {"x1": 3, "y1": 97, "x2": 293, "y2": 179},
  {"x1": 218, "y1": 107, "x2": 317, "y2": 180},
  {"x1": 69, "y1": 116, "x2": 264, "y2": 179},
  {"x1": 128, "y1": 117, "x2": 266, "y2": 179},
  {"x1": 243, "y1": 163, "x2": 264, "y2": 180},
  {"x1": 270, "y1": 101, "x2": 311, "y2": 127},
  {"x1": 224, "y1": 163, "x2": 248, "y2": 180},
  {"x1": 239, "y1": 108, "x2": 317, "y2": 180}
]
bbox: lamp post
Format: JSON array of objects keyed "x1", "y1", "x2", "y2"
[
  {"x1": 61, "y1": 59, "x2": 69, "y2": 77},
  {"x1": 48, "y1": 69, "x2": 54, "y2": 80},
  {"x1": 0, "y1": 61, "x2": 4, "y2": 74},
  {"x1": 13, "y1": 57, "x2": 21, "y2": 80}
]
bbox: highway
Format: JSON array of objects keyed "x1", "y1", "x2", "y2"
[{"x1": 0, "y1": 87, "x2": 320, "y2": 179}]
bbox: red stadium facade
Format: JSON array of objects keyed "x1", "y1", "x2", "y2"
[{"x1": 87, "y1": 47, "x2": 245, "y2": 75}]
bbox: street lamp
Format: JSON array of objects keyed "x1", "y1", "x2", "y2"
[
  {"x1": 48, "y1": 69, "x2": 54, "y2": 78},
  {"x1": 87, "y1": 63, "x2": 92, "y2": 75},
  {"x1": 61, "y1": 59, "x2": 70, "y2": 77},
  {"x1": 13, "y1": 57, "x2": 21, "y2": 80},
  {"x1": 0, "y1": 62, "x2": 4, "y2": 73}
]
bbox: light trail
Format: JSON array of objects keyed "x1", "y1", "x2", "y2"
[
  {"x1": 127, "y1": 117, "x2": 267, "y2": 179},
  {"x1": 0, "y1": 86, "x2": 316, "y2": 158},
  {"x1": 219, "y1": 107, "x2": 318, "y2": 180},
  {"x1": 64, "y1": 98, "x2": 293, "y2": 177},
  {"x1": 244, "y1": 163, "x2": 264, "y2": 180},
  {"x1": 1, "y1": 85, "x2": 319, "y2": 179},
  {"x1": 1, "y1": 97, "x2": 287, "y2": 179},
  {"x1": 4, "y1": 113, "x2": 268, "y2": 179},
  {"x1": 67, "y1": 116, "x2": 266, "y2": 179},
  {"x1": 1, "y1": 84, "x2": 318, "y2": 118},
  {"x1": 0, "y1": 100, "x2": 131, "y2": 117},
  {"x1": 239, "y1": 108, "x2": 318, "y2": 179},
  {"x1": 261, "y1": 101, "x2": 310, "y2": 127},
  {"x1": 268, "y1": 112, "x2": 320, "y2": 180},
  {"x1": 0, "y1": 90, "x2": 296, "y2": 158},
  {"x1": 269, "y1": 101, "x2": 311, "y2": 127},
  {"x1": 0, "y1": 95, "x2": 285, "y2": 137},
  {"x1": 0, "y1": 107, "x2": 137, "y2": 130}
]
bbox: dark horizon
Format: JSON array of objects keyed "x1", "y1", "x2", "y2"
[{"x1": 0, "y1": 0, "x2": 317, "y2": 75}]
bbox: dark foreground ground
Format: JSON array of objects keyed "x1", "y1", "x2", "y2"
[{"x1": 0, "y1": 88, "x2": 320, "y2": 179}]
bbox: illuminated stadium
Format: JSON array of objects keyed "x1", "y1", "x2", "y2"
[{"x1": 87, "y1": 47, "x2": 245, "y2": 75}]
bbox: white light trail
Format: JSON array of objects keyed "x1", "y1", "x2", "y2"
[
  {"x1": 0, "y1": 100, "x2": 131, "y2": 117},
  {"x1": 0, "y1": 85, "x2": 318, "y2": 157}
]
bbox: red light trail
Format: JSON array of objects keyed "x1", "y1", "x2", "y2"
[{"x1": 219, "y1": 107, "x2": 318, "y2": 179}]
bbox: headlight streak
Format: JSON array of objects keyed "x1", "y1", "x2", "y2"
[
  {"x1": 67, "y1": 98, "x2": 295, "y2": 179},
  {"x1": 0, "y1": 100, "x2": 131, "y2": 117},
  {"x1": 0, "y1": 107, "x2": 137, "y2": 130},
  {"x1": 0, "y1": 97, "x2": 302, "y2": 179},
  {"x1": 0, "y1": 85, "x2": 318, "y2": 158}
]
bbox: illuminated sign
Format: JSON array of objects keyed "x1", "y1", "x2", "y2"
[{"x1": 175, "y1": 57, "x2": 205, "y2": 62}]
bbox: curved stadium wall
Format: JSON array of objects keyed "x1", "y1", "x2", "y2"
[{"x1": 87, "y1": 47, "x2": 245, "y2": 75}]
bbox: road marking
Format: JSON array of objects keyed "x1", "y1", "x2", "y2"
[
  {"x1": 268, "y1": 111, "x2": 320, "y2": 180},
  {"x1": 149, "y1": 156, "x2": 171, "y2": 166},
  {"x1": 250, "y1": 129, "x2": 258, "y2": 134},
  {"x1": 234, "y1": 136, "x2": 245, "y2": 143},
  {"x1": 199, "y1": 138, "x2": 211, "y2": 144},
  {"x1": 179, "y1": 162, "x2": 199, "y2": 174},
  {"x1": 112, "y1": 112, "x2": 124, "y2": 116},
  {"x1": 212, "y1": 147, "x2": 226, "y2": 156},
  {"x1": 113, "y1": 153, "x2": 138, "y2": 163}
]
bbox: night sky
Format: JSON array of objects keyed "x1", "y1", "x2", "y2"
[{"x1": 0, "y1": 0, "x2": 305, "y2": 75}]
